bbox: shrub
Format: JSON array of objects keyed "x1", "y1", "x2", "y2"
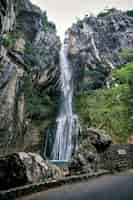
[
  {"x1": 75, "y1": 61, "x2": 133, "y2": 142},
  {"x1": 112, "y1": 62, "x2": 133, "y2": 84},
  {"x1": 118, "y1": 48, "x2": 133, "y2": 59},
  {"x1": 126, "y1": 10, "x2": 133, "y2": 17},
  {"x1": 1, "y1": 31, "x2": 24, "y2": 49},
  {"x1": 24, "y1": 77, "x2": 57, "y2": 123},
  {"x1": 75, "y1": 84, "x2": 130, "y2": 142},
  {"x1": 98, "y1": 8, "x2": 117, "y2": 17}
]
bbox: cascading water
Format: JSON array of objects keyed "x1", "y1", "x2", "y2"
[{"x1": 51, "y1": 42, "x2": 79, "y2": 161}]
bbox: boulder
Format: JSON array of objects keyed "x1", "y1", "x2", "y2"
[
  {"x1": 87, "y1": 128, "x2": 112, "y2": 152},
  {"x1": 69, "y1": 151, "x2": 96, "y2": 175},
  {"x1": 0, "y1": 153, "x2": 27, "y2": 190},
  {"x1": 19, "y1": 152, "x2": 64, "y2": 182},
  {"x1": 18, "y1": 152, "x2": 49, "y2": 183},
  {"x1": 69, "y1": 128, "x2": 112, "y2": 174},
  {"x1": 47, "y1": 164, "x2": 64, "y2": 180},
  {"x1": 0, "y1": 152, "x2": 63, "y2": 190}
]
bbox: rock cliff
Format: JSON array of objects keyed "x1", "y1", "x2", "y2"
[
  {"x1": 0, "y1": 2, "x2": 133, "y2": 158},
  {"x1": 66, "y1": 9, "x2": 133, "y2": 91},
  {"x1": 0, "y1": 0, "x2": 60, "y2": 155},
  {"x1": 65, "y1": 9, "x2": 133, "y2": 153}
]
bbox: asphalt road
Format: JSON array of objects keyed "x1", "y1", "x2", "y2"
[{"x1": 19, "y1": 175, "x2": 133, "y2": 200}]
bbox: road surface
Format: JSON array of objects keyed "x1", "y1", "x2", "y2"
[{"x1": 19, "y1": 175, "x2": 133, "y2": 200}]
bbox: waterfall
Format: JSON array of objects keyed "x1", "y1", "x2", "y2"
[{"x1": 51, "y1": 42, "x2": 79, "y2": 161}]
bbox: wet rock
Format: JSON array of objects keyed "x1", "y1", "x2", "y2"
[
  {"x1": 47, "y1": 164, "x2": 64, "y2": 180},
  {"x1": 87, "y1": 128, "x2": 112, "y2": 152},
  {"x1": 69, "y1": 152, "x2": 96, "y2": 175},
  {"x1": 69, "y1": 127, "x2": 112, "y2": 174}
]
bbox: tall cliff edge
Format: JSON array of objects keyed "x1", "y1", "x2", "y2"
[{"x1": 0, "y1": 0, "x2": 61, "y2": 155}]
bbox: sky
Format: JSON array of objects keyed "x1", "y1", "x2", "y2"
[{"x1": 31, "y1": 0, "x2": 133, "y2": 39}]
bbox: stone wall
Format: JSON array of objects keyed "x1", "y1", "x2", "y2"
[{"x1": 100, "y1": 144, "x2": 133, "y2": 171}]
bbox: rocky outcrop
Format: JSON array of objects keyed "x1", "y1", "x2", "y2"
[
  {"x1": 0, "y1": 0, "x2": 15, "y2": 34},
  {"x1": 69, "y1": 128, "x2": 112, "y2": 174},
  {"x1": 69, "y1": 151, "x2": 96, "y2": 175},
  {"x1": 65, "y1": 10, "x2": 133, "y2": 170},
  {"x1": 0, "y1": 0, "x2": 60, "y2": 155},
  {"x1": 0, "y1": 152, "x2": 63, "y2": 190},
  {"x1": 0, "y1": 153, "x2": 27, "y2": 190},
  {"x1": 66, "y1": 10, "x2": 133, "y2": 91},
  {"x1": 87, "y1": 128, "x2": 112, "y2": 152}
]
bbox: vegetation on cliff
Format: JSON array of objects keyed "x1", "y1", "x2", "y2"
[
  {"x1": 75, "y1": 50, "x2": 133, "y2": 143},
  {"x1": 67, "y1": 10, "x2": 133, "y2": 144},
  {"x1": 0, "y1": 0, "x2": 60, "y2": 154}
]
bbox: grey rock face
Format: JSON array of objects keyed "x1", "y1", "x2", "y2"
[
  {"x1": 0, "y1": 46, "x2": 25, "y2": 154},
  {"x1": 87, "y1": 128, "x2": 112, "y2": 152},
  {"x1": 0, "y1": 152, "x2": 63, "y2": 190},
  {"x1": 69, "y1": 127, "x2": 112, "y2": 174},
  {"x1": 69, "y1": 151, "x2": 96, "y2": 175},
  {"x1": 18, "y1": 152, "x2": 63, "y2": 183},
  {"x1": 18, "y1": 152, "x2": 49, "y2": 183},
  {"x1": 0, "y1": 0, "x2": 15, "y2": 34},
  {"x1": 66, "y1": 10, "x2": 133, "y2": 91},
  {"x1": 0, "y1": 0, "x2": 60, "y2": 155}
]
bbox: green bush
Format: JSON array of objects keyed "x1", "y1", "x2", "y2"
[
  {"x1": 118, "y1": 48, "x2": 133, "y2": 59},
  {"x1": 75, "y1": 84, "x2": 131, "y2": 142},
  {"x1": 75, "y1": 62, "x2": 133, "y2": 142},
  {"x1": 126, "y1": 10, "x2": 133, "y2": 17},
  {"x1": 24, "y1": 41, "x2": 50, "y2": 71},
  {"x1": 112, "y1": 62, "x2": 133, "y2": 84},
  {"x1": 24, "y1": 77, "x2": 58, "y2": 125},
  {"x1": 1, "y1": 32, "x2": 24, "y2": 49},
  {"x1": 0, "y1": 64, "x2": 4, "y2": 69},
  {"x1": 98, "y1": 8, "x2": 117, "y2": 17},
  {"x1": 75, "y1": 46, "x2": 133, "y2": 143},
  {"x1": 41, "y1": 12, "x2": 56, "y2": 32}
]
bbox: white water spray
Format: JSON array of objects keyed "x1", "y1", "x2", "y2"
[{"x1": 52, "y1": 42, "x2": 79, "y2": 161}]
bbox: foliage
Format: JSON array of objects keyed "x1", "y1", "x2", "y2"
[
  {"x1": 127, "y1": 65, "x2": 133, "y2": 121},
  {"x1": 80, "y1": 64, "x2": 110, "y2": 91},
  {"x1": 75, "y1": 85, "x2": 131, "y2": 142},
  {"x1": 75, "y1": 61, "x2": 133, "y2": 142},
  {"x1": 126, "y1": 10, "x2": 133, "y2": 17},
  {"x1": 1, "y1": 31, "x2": 23, "y2": 49},
  {"x1": 41, "y1": 12, "x2": 49, "y2": 32},
  {"x1": 24, "y1": 77, "x2": 57, "y2": 124},
  {"x1": 2, "y1": 34, "x2": 15, "y2": 49},
  {"x1": 24, "y1": 41, "x2": 49, "y2": 71},
  {"x1": 118, "y1": 48, "x2": 133, "y2": 60},
  {"x1": 24, "y1": 41, "x2": 39, "y2": 70},
  {"x1": 0, "y1": 64, "x2": 4, "y2": 69},
  {"x1": 98, "y1": 8, "x2": 117, "y2": 17},
  {"x1": 112, "y1": 62, "x2": 133, "y2": 84},
  {"x1": 41, "y1": 12, "x2": 56, "y2": 32}
]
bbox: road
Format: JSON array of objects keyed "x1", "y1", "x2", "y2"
[{"x1": 19, "y1": 175, "x2": 133, "y2": 200}]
